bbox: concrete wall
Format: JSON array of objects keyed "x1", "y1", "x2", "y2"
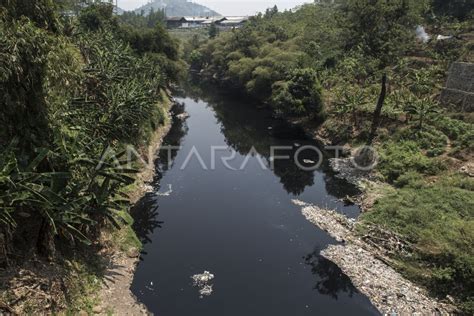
[{"x1": 440, "y1": 62, "x2": 474, "y2": 112}]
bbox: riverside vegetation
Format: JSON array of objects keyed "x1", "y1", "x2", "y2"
[
  {"x1": 186, "y1": 0, "x2": 474, "y2": 313},
  {"x1": 0, "y1": 0, "x2": 473, "y2": 314},
  {"x1": 0, "y1": 1, "x2": 184, "y2": 313}
]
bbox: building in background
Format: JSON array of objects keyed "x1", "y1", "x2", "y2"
[{"x1": 165, "y1": 16, "x2": 249, "y2": 29}]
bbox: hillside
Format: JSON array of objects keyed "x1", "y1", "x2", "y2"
[{"x1": 135, "y1": 0, "x2": 220, "y2": 17}]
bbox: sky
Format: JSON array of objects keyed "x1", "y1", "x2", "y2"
[{"x1": 117, "y1": 0, "x2": 313, "y2": 16}]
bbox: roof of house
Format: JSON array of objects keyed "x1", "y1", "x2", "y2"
[
  {"x1": 201, "y1": 16, "x2": 225, "y2": 24},
  {"x1": 222, "y1": 16, "x2": 249, "y2": 21},
  {"x1": 217, "y1": 16, "x2": 249, "y2": 25},
  {"x1": 166, "y1": 16, "x2": 248, "y2": 25},
  {"x1": 182, "y1": 16, "x2": 209, "y2": 22},
  {"x1": 166, "y1": 16, "x2": 186, "y2": 21}
]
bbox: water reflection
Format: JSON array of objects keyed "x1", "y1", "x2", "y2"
[
  {"x1": 132, "y1": 195, "x2": 162, "y2": 245},
  {"x1": 131, "y1": 102, "x2": 189, "y2": 245},
  {"x1": 304, "y1": 248, "x2": 357, "y2": 300},
  {"x1": 130, "y1": 91, "x2": 378, "y2": 315},
  {"x1": 198, "y1": 90, "x2": 322, "y2": 196}
]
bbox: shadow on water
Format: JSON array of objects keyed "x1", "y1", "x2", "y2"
[
  {"x1": 304, "y1": 248, "x2": 358, "y2": 300},
  {"x1": 130, "y1": 85, "x2": 379, "y2": 315},
  {"x1": 196, "y1": 88, "x2": 340, "y2": 197},
  {"x1": 131, "y1": 102, "x2": 189, "y2": 245}
]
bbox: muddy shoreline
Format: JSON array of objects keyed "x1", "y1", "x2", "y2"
[
  {"x1": 96, "y1": 97, "x2": 176, "y2": 315},
  {"x1": 293, "y1": 199, "x2": 455, "y2": 315}
]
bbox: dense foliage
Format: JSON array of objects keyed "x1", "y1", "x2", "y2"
[
  {"x1": 188, "y1": 0, "x2": 474, "y2": 312},
  {"x1": 0, "y1": 1, "x2": 180, "y2": 263}
]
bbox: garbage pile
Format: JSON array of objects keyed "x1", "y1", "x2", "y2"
[
  {"x1": 292, "y1": 199, "x2": 456, "y2": 315},
  {"x1": 191, "y1": 271, "x2": 215, "y2": 298}
]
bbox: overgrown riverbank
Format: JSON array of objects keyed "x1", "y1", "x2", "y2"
[
  {"x1": 0, "y1": 2, "x2": 182, "y2": 314},
  {"x1": 292, "y1": 199, "x2": 456, "y2": 315},
  {"x1": 184, "y1": 1, "x2": 474, "y2": 312}
]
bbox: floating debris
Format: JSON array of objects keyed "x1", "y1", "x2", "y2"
[
  {"x1": 436, "y1": 34, "x2": 453, "y2": 41},
  {"x1": 191, "y1": 271, "x2": 215, "y2": 298},
  {"x1": 176, "y1": 112, "x2": 190, "y2": 121},
  {"x1": 143, "y1": 184, "x2": 154, "y2": 193},
  {"x1": 303, "y1": 159, "x2": 315, "y2": 164},
  {"x1": 156, "y1": 184, "x2": 173, "y2": 196}
]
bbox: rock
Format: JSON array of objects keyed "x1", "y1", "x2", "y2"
[
  {"x1": 176, "y1": 112, "x2": 190, "y2": 120},
  {"x1": 78, "y1": 310, "x2": 88, "y2": 316},
  {"x1": 459, "y1": 164, "x2": 474, "y2": 177},
  {"x1": 126, "y1": 247, "x2": 140, "y2": 258},
  {"x1": 92, "y1": 305, "x2": 102, "y2": 314},
  {"x1": 341, "y1": 144, "x2": 351, "y2": 157}
]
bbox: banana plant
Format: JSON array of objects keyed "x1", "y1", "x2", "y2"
[
  {"x1": 334, "y1": 87, "x2": 367, "y2": 128},
  {"x1": 404, "y1": 97, "x2": 440, "y2": 130}
]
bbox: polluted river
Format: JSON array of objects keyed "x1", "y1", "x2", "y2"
[{"x1": 130, "y1": 89, "x2": 379, "y2": 315}]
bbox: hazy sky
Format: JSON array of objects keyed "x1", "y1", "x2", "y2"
[{"x1": 118, "y1": 0, "x2": 312, "y2": 16}]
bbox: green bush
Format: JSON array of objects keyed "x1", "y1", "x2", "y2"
[
  {"x1": 271, "y1": 68, "x2": 324, "y2": 117},
  {"x1": 0, "y1": 2, "x2": 176, "y2": 258},
  {"x1": 393, "y1": 171, "x2": 425, "y2": 188},
  {"x1": 393, "y1": 126, "x2": 448, "y2": 157},
  {"x1": 361, "y1": 176, "x2": 474, "y2": 312},
  {"x1": 377, "y1": 140, "x2": 446, "y2": 182},
  {"x1": 431, "y1": 116, "x2": 473, "y2": 141}
]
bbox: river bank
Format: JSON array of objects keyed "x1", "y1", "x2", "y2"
[
  {"x1": 0, "y1": 94, "x2": 176, "y2": 315},
  {"x1": 94, "y1": 95, "x2": 177, "y2": 315},
  {"x1": 284, "y1": 114, "x2": 469, "y2": 313},
  {"x1": 292, "y1": 199, "x2": 456, "y2": 315}
]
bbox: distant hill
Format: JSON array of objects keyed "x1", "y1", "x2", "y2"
[{"x1": 134, "y1": 0, "x2": 220, "y2": 17}]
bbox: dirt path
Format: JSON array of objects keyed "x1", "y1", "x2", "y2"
[
  {"x1": 94, "y1": 253, "x2": 148, "y2": 315},
  {"x1": 292, "y1": 200, "x2": 456, "y2": 315}
]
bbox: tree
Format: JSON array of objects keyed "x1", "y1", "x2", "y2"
[
  {"x1": 404, "y1": 97, "x2": 440, "y2": 130},
  {"x1": 342, "y1": 0, "x2": 421, "y2": 67},
  {"x1": 367, "y1": 73, "x2": 387, "y2": 145},
  {"x1": 432, "y1": 0, "x2": 474, "y2": 21},
  {"x1": 265, "y1": 5, "x2": 279, "y2": 19},
  {"x1": 271, "y1": 68, "x2": 324, "y2": 117},
  {"x1": 335, "y1": 88, "x2": 367, "y2": 128},
  {"x1": 208, "y1": 23, "x2": 218, "y2": 38},
  {"x1": 78, "y1": 2, "x2": 117, "y2": 31}
]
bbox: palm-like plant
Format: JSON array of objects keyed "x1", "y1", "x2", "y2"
[
  {"x1": 335, "y1": 88, "x2": 367, "y2": 128},
  {"x1": 404, "y1": 97, "x2": 440, "y2": 130}
]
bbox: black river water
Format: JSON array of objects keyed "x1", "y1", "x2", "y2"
[{"x1": 130, "y1": 90, "x2": 379, "y2": 315}]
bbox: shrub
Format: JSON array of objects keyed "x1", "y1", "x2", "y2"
[
  {"x1": 78, "y1": 3, "x2": 117, "y2": 31},
  {"x1": 271, "y1": 68, "x2": 324, "y2": 117},
  {"x1": 393, "y1": 126, "x2": 448, "y2": 157},
  {"x1": 361, "y1": 176, "x2": 474, "y2": 312},
  {"x1": 431, "y1": 116, "x2": 473, "y2": 141},
  {"x1": 377, "y1": 140, "x2": 446, "y2": 182}
]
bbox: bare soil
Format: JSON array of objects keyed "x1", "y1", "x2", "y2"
[{"x1": 95, "y1": 100, "x2": 174, "y2": 315}]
